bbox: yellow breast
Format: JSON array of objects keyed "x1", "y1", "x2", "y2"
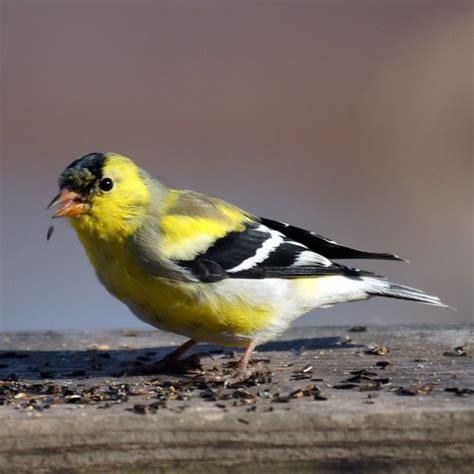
[{"x1": 71, "y1": 228, "x2": 274, "y2": 346}]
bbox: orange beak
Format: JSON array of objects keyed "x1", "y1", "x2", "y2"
[{"x1": 47, "y1": 188, "x2": 89, "y2": 218}]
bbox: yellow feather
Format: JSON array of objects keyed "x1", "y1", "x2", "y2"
[
  {"x1": 159, "y1": 190, "x2": 251, "y2": 260},
  {"x1": 160, "y1": 215, "x2": 245, "y2": 260},
  {"x1": 75, "y1": 232, "x2": 274, "y2": 346}
]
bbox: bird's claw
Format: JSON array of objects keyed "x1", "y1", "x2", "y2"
[{"x1": 222, "y1": 361, "x2": 273, "y2": 387}]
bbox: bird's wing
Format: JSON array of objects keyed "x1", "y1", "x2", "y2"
[
  {"x1": 260, "y1": 217, "x2": 404, "y2": 262},
  {"x1": 157, "y1": 191, "x2": 397, "y2": 283},
  {"x1": 168, "y1": 215, "x2": 373, "y2": 283}
]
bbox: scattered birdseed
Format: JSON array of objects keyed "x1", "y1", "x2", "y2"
[
  {"x1": 132, "y1": 404, "x2": 148, "y2": 415},
  {"x1": 443, "y1": 346, "x2": 470, "y2": 357},
  {"x1": 292, "y1": 373, "x2": 312, "y2": 381},
  {"x1": 65, "y1": 394, "x2": 82, "y2": 404},
  {"x1": 232, "y1": 388, "x2": 253, "y2": 400},
  {"x1": 349, "y1": 326, "x2": 367, "y2": 332},
  {"x1": 289, "y1": 388, "x2": 305, "y2": 399},
  {"x1": 1, "y1": 328, "x2": 471, "y2": 417},
  {"x1": 289, "y1": 384, "x2": 326, "y2": 401},
  {"x1": 349, "y1": 369, "x2": 377, "y2": 376},
  {"x1": 291, "y1": 365, "x2": 315, "y2": 381},
  {"x1": 339, "y1": 336, "x2": 353, "y2": 345},
  {"x1": 359, "y1": 381, "x2": 381, "y2": 392},
  {"x1": 89, "y1": 344, "x2": 111, "y2": 351},
  {"x1": 333, "y1": 383, "x2": 359, "y2": 390},
  {"x1": 272, "y1": 394, "x2": 290, "y2": 403},
  {"x1": 397, "y1": 384, "x2": 434, "y2": 396},
  {"x1": 444, "y1": 387, "x2": 474, "y2": 397},
  {"x1": 365, "y1": 346, "x2": 390, "y2": 356}
]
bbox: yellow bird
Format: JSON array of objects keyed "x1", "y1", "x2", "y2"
[{"x1": 48, "y1": 152, "x2": 449, "y2": 372}]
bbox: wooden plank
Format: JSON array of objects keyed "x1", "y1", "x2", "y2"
[{"x1": 0, "y1": 325, "x2": 472, "y2": 472}]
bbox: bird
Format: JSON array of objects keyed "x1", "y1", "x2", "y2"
[{"x1": 48, "y1": 152, "x2": 449, "y2": 374}]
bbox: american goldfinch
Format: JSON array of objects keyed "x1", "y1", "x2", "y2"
[{"x1": 48, "y1": 152, "x2": 449, "y2": 372}]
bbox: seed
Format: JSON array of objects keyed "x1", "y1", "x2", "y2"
[
  {"x1": 349, "y1": 326, "x2": 367, "y2": 332},
  {"x1": 47, "y1": 225, "x2": 55, "y2": 241},
  {"x1": 365, "y1": 346, "x2": 390, "y2": 356},
  {"x1": 397, "y1": 384, "x2": 433, "y2": 396},
  {"x1": 443, "y1": 345, "x2": 470, "y2": 357}
]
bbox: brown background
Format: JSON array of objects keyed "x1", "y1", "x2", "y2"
[{"x1": 1, "y1": 1, "x2": 472, "y2": 331}]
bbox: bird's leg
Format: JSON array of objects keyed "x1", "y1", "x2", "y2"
[
  {"x1": 161, "y1": 338, "x2": 197, "y2": 365},
  {"x1": 222, "y1": 340, "x2": 270, "y2": 387},
  {"x1": 124, "y1": 339, "x2": 198, "y2": 375},
  {"x1": 236, "y1": 340, "x2": 257, "y2": 372}
]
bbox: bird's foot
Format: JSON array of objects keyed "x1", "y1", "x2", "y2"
[
  {"x1": 187, "y1": 357, "x2": 271, "y2": 386},
  {"x1": 221, "y1": 359, "x2": 273, "y2": 387}
]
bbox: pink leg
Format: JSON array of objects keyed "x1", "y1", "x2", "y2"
[
  {"x1": 163, "y1": 339, "x2": 197, "y2": 363},
  {"x1": 222, "y1": 340, "x2": 268, "y2": 386},
  {"x1": 237, "y1": 340, "x2": 257, "y2": 371},
  {"x1": 125, "y1": 339, "x2": 198, "y2": 376}
]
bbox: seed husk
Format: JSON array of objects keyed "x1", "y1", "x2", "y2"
[{"x1": 47, "y1": 225, "x2": 55, "y2": 241}]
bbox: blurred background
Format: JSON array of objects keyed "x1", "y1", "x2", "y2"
[{"x1": 1, "y1": 1, "x2": 472, "y2": 332}]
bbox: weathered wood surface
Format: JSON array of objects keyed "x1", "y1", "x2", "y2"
[{"x1": 0, "y1": 325, "x2": 472, "y2": 473}]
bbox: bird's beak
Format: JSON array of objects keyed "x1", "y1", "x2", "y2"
[{"x1": 47, "y1": 188, "x2": 88, "y2": 218}]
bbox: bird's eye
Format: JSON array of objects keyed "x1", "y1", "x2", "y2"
[{"x1": 99, "y1": 177, "x2": 114, "y2": 192}]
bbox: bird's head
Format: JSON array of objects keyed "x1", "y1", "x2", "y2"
[{"x1": 49, "y1": 152, "x2": 152, "y2": 239}]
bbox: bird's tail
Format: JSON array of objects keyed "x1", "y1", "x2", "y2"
[{"x1": 363, "y1": 277, "x2": 452, "y2": 309}]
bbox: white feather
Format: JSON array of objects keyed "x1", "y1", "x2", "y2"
[
  {"x1": 294, "y1": 250, "x2": 331, "y2": 267},
  {"x1": 227, "y1": 227, "x2": 284, "y2": 273}
]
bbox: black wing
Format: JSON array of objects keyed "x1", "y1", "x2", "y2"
[
  {"x1": 260, "y1": 217, "x2": 405, "y2": 262},
  {"x1": 176, "y1": 221, "x2": 374, "y2": 283}
]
